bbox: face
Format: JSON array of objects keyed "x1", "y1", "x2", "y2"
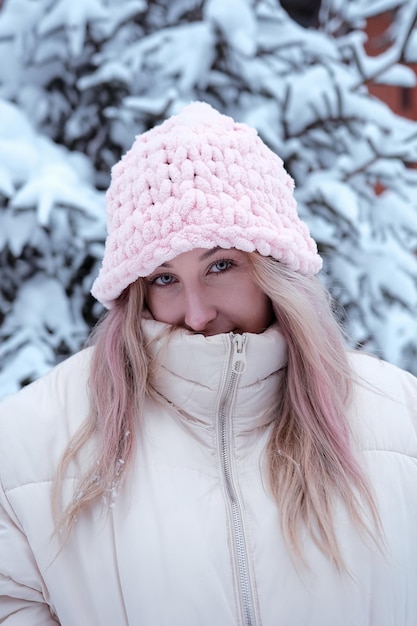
[{"x1": 144, "y1": 247, "x2": 274, "y2": 336}]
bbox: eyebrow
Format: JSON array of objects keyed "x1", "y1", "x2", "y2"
[
  {"x1": 159, "y1": 247, "x2": 223, "y2": 268},
  {"x1": 199, "y1": 246, "x2": 223, "y2": 261}
]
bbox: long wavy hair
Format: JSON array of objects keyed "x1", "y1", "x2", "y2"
[{"x1": 53, "y1": 253, "x2": 379, "y2": 566}]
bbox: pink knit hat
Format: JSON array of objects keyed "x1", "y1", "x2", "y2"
[{"x1": 91, "y1": 101, "x2": 322, "y2": 308}]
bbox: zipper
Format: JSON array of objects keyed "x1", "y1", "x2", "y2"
[{"x1": 217, "y1": 333, "x2": 259, "y2": 626}]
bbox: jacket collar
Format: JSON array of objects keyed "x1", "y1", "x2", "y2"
[{"x1": 142, "y1": 320, "x2": 287, "y2": 433}]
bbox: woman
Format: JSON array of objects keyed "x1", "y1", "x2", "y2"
[{"x1": 0, "y1": 102, "x2": 416, "y2": 625}]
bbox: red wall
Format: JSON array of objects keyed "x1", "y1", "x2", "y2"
[{"x1": 365, "y1": 12, "x2": 417, "y2": 121}]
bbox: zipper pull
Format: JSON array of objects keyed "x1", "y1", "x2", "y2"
[{"x1": 231, "y1": 334, "x2": 247, "y2": 374}]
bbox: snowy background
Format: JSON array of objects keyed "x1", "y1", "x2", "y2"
[{"x1": 0, "y1": 0, "x2": 417, "y2": 397}]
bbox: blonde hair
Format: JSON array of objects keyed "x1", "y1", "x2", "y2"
[
  {"x1": 247, "y1": 255, "x2": 379, "y2": 567},
  {"x1": 52, "y1": 281, "x2": 149, "y2": 534},
  {"x1": 53, "y1": 254, "x2": 379, "y2": 566}
]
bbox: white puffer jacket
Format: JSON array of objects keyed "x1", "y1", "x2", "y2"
[{"x1": 1, "y1": 320, "x2": 417, "y2": 625}]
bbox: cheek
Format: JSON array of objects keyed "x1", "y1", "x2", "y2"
[
  {"x1": 251, "y1": 293, "x2": 274, "y2": 323},
  {"x1": 230, "y1": 281, "x2": 273, "y2": 328},
  {"x1": 146, "y1": 292, "x2": 176, "y2": 323}
]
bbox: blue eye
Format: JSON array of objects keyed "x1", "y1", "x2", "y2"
[
  {"x1": 153, "y1": 274, "x2": 175, "y2": 286},
  {"x1": 210, "y1": 259, "x2": 233, "y2": 273}
]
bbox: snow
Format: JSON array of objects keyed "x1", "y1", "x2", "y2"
[
  {"x1": 360, "y1": 54, "x2": 417, "y2": 87},
  {"x1": 371, "y1": 64, "x2": 416, "y2": 87},
  {"x1": 0, "y1": 275, "x2": 87, "y2": 396},
  {"x1": 0, "y1": 209, "x2": 37, "y2": 256},
  {"x1": 404, "y1": 29, "x2": 417, "y2": 62},
  {"x1": 297, "y1": 175, "x2": 360, "y2": 224},
  {"x1": 37, "y1": 0, "x2": 108, "y2": 57},
  {"x1": 204, "y1": 0, "x2": 257, "y2": 56},
  {"x1": 344, "y1": 0, "x2": 407, "y2": 21}
]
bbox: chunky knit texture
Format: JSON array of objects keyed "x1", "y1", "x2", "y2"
[{"x1": 92, "y1": 101, "x2": 322, "y2": 308}]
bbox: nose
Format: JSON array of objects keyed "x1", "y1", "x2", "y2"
[{"x1": 183, "y1": 287, "x2": 217, "y2": 333}]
